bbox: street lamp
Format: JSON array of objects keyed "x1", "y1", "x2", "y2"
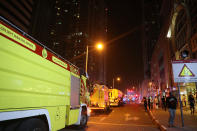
[
  {"x1": 117, "y1": 77, "x2": 120, "y2": 81},
  {"x1": 148, "y1": 81, "x2": 152, "y2": 96},
  {"x1": 113, "y1": 77, "x2": 121, "y2": 89},
  {"x1": 85, "y1": 42, "x2": 104, "y2": 74},
  {"x1": 96, "y1": 43, "x2": 103, "y2": 50}
]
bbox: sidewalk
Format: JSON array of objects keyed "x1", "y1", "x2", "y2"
[{"x1": 148, "y1": 105, "x2": 197, "y2": 131}]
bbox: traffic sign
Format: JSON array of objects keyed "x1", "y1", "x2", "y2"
[
  {"x1": 172, "y1": 60, "x2": 197, "y2": 83},
  {"x1": 178, "y1": 64, "x2": 195, "y2": 77},
  {"x1": 171, "y1": 60, "x2": 197, "y2": 127}
]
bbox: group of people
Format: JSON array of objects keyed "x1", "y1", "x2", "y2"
[
  {"x1": 143, "y1": 96, "x2": 159, "y2": 111},
  {"x1": 143, "y1": 92, "x2": 196, "y2": 128},
  {"x1": 181, "y1": 93, "x2": 196, "y2": 114}
]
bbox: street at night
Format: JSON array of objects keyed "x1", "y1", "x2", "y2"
[
  {"x1": 62, "y1": 103, "x2": 158, "y2": 131},
  {"x1": 1, "y1": 0, "x2": 197, "y2": 131}
]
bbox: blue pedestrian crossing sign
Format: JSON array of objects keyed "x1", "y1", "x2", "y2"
[{"x1": 172, "y1": 60, "x2": 197, "y2": 83}]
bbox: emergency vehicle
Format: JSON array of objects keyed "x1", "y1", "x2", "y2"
[
  {"x1": 109, "y1": 89, "x2": 123, "y2": 106},
  {"x1": 90, "y1": 84, "x2": 110, "y2": 111},
  {"x1": 0, "y1": 17, "x2": 90, "y2": 131}
]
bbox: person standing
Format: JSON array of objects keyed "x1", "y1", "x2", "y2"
[
  {"x1": 166, "y1": 92, "x2": 177, "y2": 127},
  {"x1": 196, "y1": 93, "x2": 197, "y2": 102},
  {"x1": 154, "y1": 96, "x2": 159, "y2": 109},
  {"x1": 150, "y1": 96, "x2": 153, "y2": 109},
  {"x1": 161, "y1": 96, "x2": 166, "y2": 111},
  {"x1": 182, "y1": 94, "x2": 186, "y2": 107},
  {"x1": 148, "y1": 96, "x2": 151, "y2": 110},
  {"x1": 188, "y1": 93, "x2": 195, "y2": 115},
  {"x1": 143, "y1": 97, "x2": 147, "y2": 111}
]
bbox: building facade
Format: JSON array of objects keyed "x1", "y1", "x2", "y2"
[
  {"x1": 142, "y1": 0, "x2": 163, "y2": 97},
  {"x1": 150, "y1": 0, "x2": 197, "y2": 99}
]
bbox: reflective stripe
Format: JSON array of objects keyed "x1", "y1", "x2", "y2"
[{"x1": 0, "y1": 21, "x2": 72, "y2": 72}]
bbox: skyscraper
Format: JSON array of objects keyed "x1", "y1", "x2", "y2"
[
  {"x1": 0, "y1": 0, "x2": 34, "y2": 33},
  {"x1": 1, "y1": 0, "x2": 108, "y2": 84},
  {"x1": 142, "y1": 0, "x2": 162, "y2": 79}
]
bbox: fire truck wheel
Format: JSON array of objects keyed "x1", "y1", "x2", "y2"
[
  {"x1": 80, "y1": 110, "x2": 87, "y2": 128},
  {"x1": 16, "y1": 118, "x2": 48, "y2": 131}
]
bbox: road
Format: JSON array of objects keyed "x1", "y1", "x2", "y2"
[{"x1": 61, "y1": 103, "x2": 159, "y2": 131}]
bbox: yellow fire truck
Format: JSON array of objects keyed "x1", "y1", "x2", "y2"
[
  {"x1": 109, "y1": 89, "x2": 123, "y2": 106},
  {"x1": 90, "y1": 84, "x2": 110, "y2": 111},
  {"x1": 0, "y1": 17, "x2": 90, "y2": 131}
]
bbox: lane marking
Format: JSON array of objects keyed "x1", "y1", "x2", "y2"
[
  {"x1": 124, "y1": 113, "x2": 131, "y2": 117},
  {"x1": 100, "y1": 117, "x2": 106, "y2": 121},
  {"x1": 88, "y1": 121, "x2": 156, "y2": 127},
  {"x1": 125, "y1": 116, "x2": 140, "y2": 121},
  {"x1": 124, "y1": 113, "x2": 140, "y2": 121},
  {"x1": 124, "y1": 113, "x2": 131, "y2": 121},
  {"x1": 124, "y1": 113, "x2": 130, "y2": 120}
]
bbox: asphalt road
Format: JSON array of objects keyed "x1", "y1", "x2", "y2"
[{"x1": 61, "y1": 103, "x2": 159, "y2": 131}]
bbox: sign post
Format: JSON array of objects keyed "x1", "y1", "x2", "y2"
[
  {"x1": 177, "y1": 82, "x2": 184, "y2": 127},
  {"x1": 172, "y1": 60, "x2": 197, "y2": 127}
]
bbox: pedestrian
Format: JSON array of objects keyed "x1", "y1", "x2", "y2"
[
  {"x1": 155, "y1": 96, "x2": 159, "y2": 109},
  {"x1": 188, "y1": 93, "x2": 195, "y2": 115},
  {"x1": 194, "y1": 93, "x2": 197, "y2": 103},
  {"x1": 166, "y1": 92, "x2": 177, "y2": 127},
  {"x1": 150, "y1": 96, "x2": 153, "y2": 109},
  {"x1": 196, "y1": 93, "x2": 197, "y2": 102},
  {"x1": 148, "y1": 96, "x2": 151, "y2": 110},
  {"x1": 143, "y1": 97, "x2": 147, "y2": 111},
  {"x1": 182, "y1": 94, "x2": 186, "y2": 107},
  {"x1": 161, "y1": 96, "x2": 166, "y2": 111}
]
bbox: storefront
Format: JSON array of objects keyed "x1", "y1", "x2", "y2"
[{"x1": 180, "y1": 83, "x2": 196, "y2": 102}]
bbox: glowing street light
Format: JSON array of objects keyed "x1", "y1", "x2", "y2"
[
  {"x1": 96, "y1": 42, "x2": 103, "y2": 50},
  {"x1": 113, "y1": 77, "x2": 121, "y2": 89},
  {"x1": 85, "y1": 42, "x2": 104, "y2": 73},
  {"x1": 117, "y1": 77, "x2": 120, "y2": 81}
]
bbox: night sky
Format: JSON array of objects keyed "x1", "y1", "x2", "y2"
[{"x1": 106, "y1": 0, "x2": 143, "y2": 92}]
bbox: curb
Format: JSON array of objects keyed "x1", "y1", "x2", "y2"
[{"x1": 147, "y1": 108, "x2": 167, "y2": 131}]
